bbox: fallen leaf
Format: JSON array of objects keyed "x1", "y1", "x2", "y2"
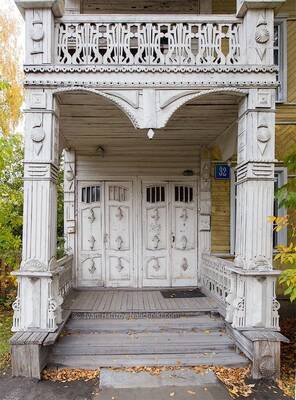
[
  {"x1": 170, "y1": 392, "x2": 175, "y2": 397},
  {"x1": 187, "y1": 390, "x2": 196, "y2": 395}
]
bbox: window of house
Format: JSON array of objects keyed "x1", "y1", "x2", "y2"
[
  {"x1": 230, "y1": 167, "x2": 287, "y2": 255},
  {"x1": 274, "y1": 20, "x2": 287, "y2": 102}
]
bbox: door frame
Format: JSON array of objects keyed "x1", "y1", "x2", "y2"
[{"x1": 75, "y1": 176, "x2": 198, "y2": 288}]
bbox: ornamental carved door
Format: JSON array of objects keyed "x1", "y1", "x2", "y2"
[
  {"x1": 142, "y1": 183, "x2": 170, "y2": 287},
  {"x1": 142, "y1": 181, "x2": 197, "y2": 287},
  {"x1": 78, "y1": 182, "x2": 104, "y2": 286},
  {"x1": 104, "y1": 182, "x2": 134, "y2": 287},
  {"x1": 171, "y1": 183, "x2": 197, "y2": 286}
]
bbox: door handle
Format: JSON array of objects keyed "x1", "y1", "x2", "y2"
[{"x1": 171, "y1": 233, "x2": 175, "y2": 247}]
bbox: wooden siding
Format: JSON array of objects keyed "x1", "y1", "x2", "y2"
[
  {"x1": 212, "y1": 0, "x2": 235, "y2": 14},
  {"x1": 211, "y1": 169, "x2": 231, "y2": 254},
  {"x1": 276, "y1": 125, "x2": 296, "y2": 160},
  {"x1": 82, "y1": 0, "x2": 200, "y2": 14},
  {"x1": 76, "y1": 147, "x2": 200, "y2": 178},
  {"x1": 287, "y1": 20, "x2": 296, "y2": 103}
]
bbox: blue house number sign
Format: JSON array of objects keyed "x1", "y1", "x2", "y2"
[{"x1": 214, "y1": 164, "x2": 230, "y2": 180}]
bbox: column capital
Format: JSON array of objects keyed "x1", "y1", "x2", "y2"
[
  {"x1": 237, "y1": 0, "x2": 286, "y2": 17},
  {"x1": 15, "y1": 0, "x2": 65, "y2": 17}
]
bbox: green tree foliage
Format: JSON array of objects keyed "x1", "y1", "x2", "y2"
[
  {"x1": 0, "y1": 134, "x2": 23, "y2": 306},
  {"x1": 271, "y1": 146, "x2": 296, "y2": 302}
]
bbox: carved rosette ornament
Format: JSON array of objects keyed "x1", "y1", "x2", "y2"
[
  {"x1": 30, "y1": 122, "x2": 46, "y2": 155},
  {"x1": 255, "y1": 16, "x2": 270, "y2": 61},
  {"x1": 257, "y1": 123, "x2": 271, "y2": 156},
  {"x1": 116, "y1": 257, "x2": 124, "y2": 272},
  {"x1": 65, "y1": 165, "x2": 75, "y2": 191},
  {"x1": 88, "y1": 208, "x2": 95, "y2": 223},
  {"x1": 88, "y1": 235, "x2": 96, "y2": 250},
  {"x1": 152, "y1": 257, "x2": 161, "y2": 271},
  {"x1": 181, "y1": 258, "x2": 189, "y2": 271},
  {"x1": 88, "y1": 259, "x2": 96, "y2": 274}
]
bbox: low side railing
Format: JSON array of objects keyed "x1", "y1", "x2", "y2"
[
  {"x1": 55, "y1": 15, "x2": 242, "y2": 66},
  {"x1": 54, "y1": 254, "x2": 73, "y2": 299},
  {"x1": 200, "y1": 253, "x2": 235, "y2": 307}
]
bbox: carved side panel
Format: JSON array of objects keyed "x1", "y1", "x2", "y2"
[
  {"x1": 198, "y1": 153, "x2": 211, "y2": 279},
  {"x1": 64, "y1": 150, "x2": 76, "y2": 255}
]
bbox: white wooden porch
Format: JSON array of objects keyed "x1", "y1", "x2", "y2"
[{"x1": 64, "y1": 289, "x2": 218, "y2": 314}]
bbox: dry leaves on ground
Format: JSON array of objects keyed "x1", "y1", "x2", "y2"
[
  {"x1": 276, "y1": 319, "x2": 296, "y2": 398},
  {"x1": 211, "y1": 366, "x2": 254, "y2": 398},
  {"x1": 42, "y1": 368, "x2": 100, "y2": 382},
  {"x1": 112, "y1": 365, "x2": 184, "y2": 375}
]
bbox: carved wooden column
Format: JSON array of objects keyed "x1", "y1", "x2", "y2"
[
  {"x1": 198, "y1": 149, "x2": 211, "y2": 281},
  {"x1": 12, "y1": 89, "x2": 61, "y2": 332},
  {"x1": 232, "y1": 88, "x2": 284, "y2": 379}
]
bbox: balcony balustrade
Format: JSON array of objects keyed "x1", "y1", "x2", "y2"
[{"x1": 55, "y1": 15, "x2": 242, "y2": 66}]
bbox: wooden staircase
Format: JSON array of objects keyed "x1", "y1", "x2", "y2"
[{"x1": 49, "y1": 312, "x2": 248, "y2": 369}]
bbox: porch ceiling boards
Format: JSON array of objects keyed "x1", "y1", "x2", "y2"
[{"x1": 58, "y1": 92, "x2": 239, "y2": 155}]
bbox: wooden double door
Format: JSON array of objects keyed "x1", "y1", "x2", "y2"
[{"x1": 77, "y1": 180, "x2": 197, "y2": 288}]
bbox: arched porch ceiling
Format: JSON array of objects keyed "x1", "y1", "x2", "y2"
[{"x1": 58, "y1": 91, "x2": 240, "y2": 156}]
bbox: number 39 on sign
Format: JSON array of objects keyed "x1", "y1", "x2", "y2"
[{"x1": 214, "y1": 164, "x2": 230, "y2": 180}]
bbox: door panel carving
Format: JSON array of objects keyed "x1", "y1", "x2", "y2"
[
  {"x1": 143, "y1": 182, "x2": 197, "y2": 287},
  {"x1": 143, "y1": 183, "x2": 169, "y2": 287},
  {"x1": 171, "y1": 184, "x2": 197, "y2": 286},
  {"x1": 105, "y1": 182, "x2": 134, "y2": 286}
]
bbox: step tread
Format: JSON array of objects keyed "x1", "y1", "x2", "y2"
[
  {"x1": 49, "y1": 351, "x2": 249, "y2": 368},
  {"x1": 55, "y1": 331, "x2": 232, "y2": 346},
  {"x1": 65, "y1": 317, "x2": 225, "y2": 333}
]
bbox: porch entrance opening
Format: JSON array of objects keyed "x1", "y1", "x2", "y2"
[{"x1": 77, "y1": 180, "x2": 198, "y2": 288}]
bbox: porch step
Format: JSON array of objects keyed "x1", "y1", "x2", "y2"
[
  {"x1": 65, "y1": 315, "x2": 225, "y2": 334},
  {"x1": 49, "y1": 314, "x2": 249, "y2": 369},
  {"x1": 52, "y1": 331, "x2": 234, "y2": 355},
  {"x1": 49, "y1": 352, "x2": 248, "y2": 369}
]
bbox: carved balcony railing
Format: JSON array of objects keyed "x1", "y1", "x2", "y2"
[{"x1": 55, "y1": 15, "x2": 242, "y2": 66}]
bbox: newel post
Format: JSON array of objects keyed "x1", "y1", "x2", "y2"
[
  {"x1": 12, "y1": 89, "x2": 61, "y2": 332},
  {"x1": 15, "y1": 0, "x2": 64, "y2": 65},
  {"x1": 236, "y1": 0, "x2": 285, "y2": 65}
]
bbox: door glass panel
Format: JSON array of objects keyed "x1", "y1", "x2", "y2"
[
  {"x1": 81, "y1": 185, "x2": 101, "y2": 203},
  {"x1": 146, "y1": 185, "x2": 166, "y2": 203},
  {"x1": 174, "y1": 185, "x2": 193, "y2": 203}
]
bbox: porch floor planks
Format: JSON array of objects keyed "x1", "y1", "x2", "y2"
[{"x1": 67, "y1": 289, "x2": 218, "y2": 314}]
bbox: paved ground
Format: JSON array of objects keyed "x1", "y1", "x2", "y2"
[{"x1": 0, "y1": 368, "x2": 291, "y2": 400}]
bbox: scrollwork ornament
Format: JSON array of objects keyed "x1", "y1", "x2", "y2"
[
  {"x1": 30, "y1": 121, "x2": 46, "y2": 155},
  {"x1": 255, "y1": 18, "x2": 270, "y2": 44},
  {"x1": 30, "y1": 20, "x2": 44, "y2": 42},
  {"x1": 181, "y1": 258, "x2": 189, "y2": 271},
  {"x1": 257, "y1": 123, "x2": 271, "y2": 155}
]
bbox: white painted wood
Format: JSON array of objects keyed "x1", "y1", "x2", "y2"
[
  {"x1": 77, "y1": 181, "x2": 105, "y2": 286},
  {"x1": 105, "y1": 181, "x2": 135, "y2": 287},
  {"x1": 171, "y1": 182, "x2": 198, "y2": 287},
  {"x1": 142, "y1": 180, "x2": 197, "y2": 288},
  {"x1": 142, "y1": 182, "x2": 170, "y2": 287}
]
